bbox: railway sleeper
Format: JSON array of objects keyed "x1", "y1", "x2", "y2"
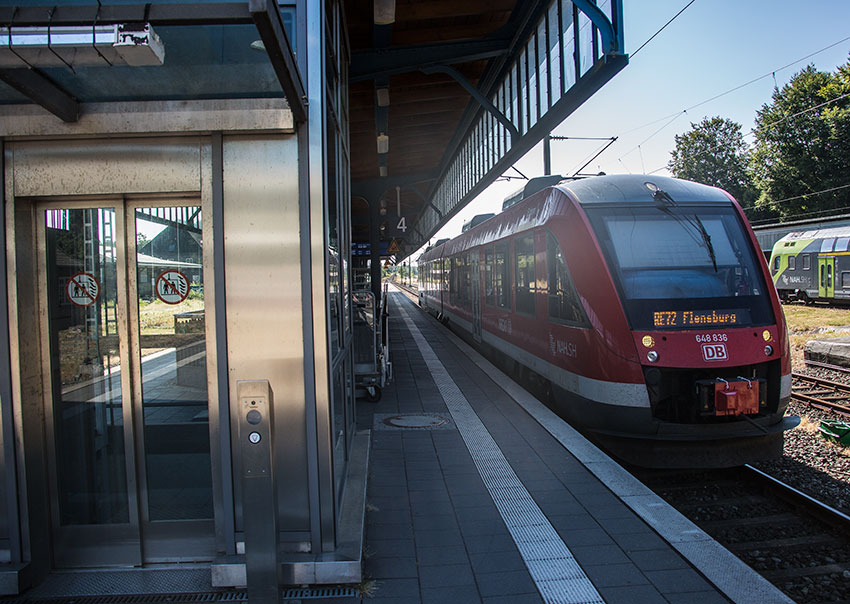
[
  {"x1": 699, "y1": 512, "x2": 799, "y2": 530},
  {"x1": 759, "y1": 562, "x2": 850, "y2": 581},
  {"x1": 726, "y1": 533, "x2": 844, "y2": 552}
]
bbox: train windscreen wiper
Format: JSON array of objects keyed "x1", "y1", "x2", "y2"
[{"x1": 647, "y1": 183, "x2": 718, "y2": 272}]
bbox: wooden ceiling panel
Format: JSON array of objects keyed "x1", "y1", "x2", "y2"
[{"x1": 346, "y1": 0, "x2": 519, "y2": 235}]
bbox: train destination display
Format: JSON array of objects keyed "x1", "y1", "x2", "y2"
[{"x1": 653, "y1": 309, "x2": 749, "y2": 328}]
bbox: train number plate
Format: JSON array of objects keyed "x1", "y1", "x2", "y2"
[{"x1": 702, "y1": 343, "x2": 728, "y2": 362}]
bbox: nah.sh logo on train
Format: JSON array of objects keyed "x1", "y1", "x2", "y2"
[{"x1": 702, "y1": 343, "x2": 728, "y2": 362}]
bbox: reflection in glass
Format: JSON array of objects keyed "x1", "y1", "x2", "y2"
[
  {"x1": 135, "y1": 207, "x2": 212, "y2": 521},
  {"x1": 45, "y1": 208, "x2": 128, "y2": 525}
]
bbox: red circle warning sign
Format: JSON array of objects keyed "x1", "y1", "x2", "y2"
[
  {"x1": 66, "y1": 272, "x2": 100, "y2": 307},
  {"x1": 155, "y1": 270, "x2": 190, "y2": 305}
]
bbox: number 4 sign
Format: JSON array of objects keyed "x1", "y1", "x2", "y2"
[{"x1": 386, "y1": 215, "x2": 409, "y2": 237}]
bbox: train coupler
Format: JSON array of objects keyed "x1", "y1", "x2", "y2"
[{"x1": 696, "y1": 377, "x2": 767, "y2": 417}]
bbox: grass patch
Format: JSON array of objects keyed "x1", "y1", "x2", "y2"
[{"x1": 782, "y1": 304, "x2": 850, "y2": 332}]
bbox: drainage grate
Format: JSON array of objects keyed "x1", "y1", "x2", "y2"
[
  {"x1": 281, "y1": 587, "x2": 357, "y2": 599},
  {"x1": 396, "y1": 302, "x2": 604, "y2": 604}
]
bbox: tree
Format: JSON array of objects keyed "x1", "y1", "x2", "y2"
[
  {"x1": 750, "y1": 61, "x2": 850, "y2": 220},
  {"x1": 668, "y1": 116, "x2": 757, "y2": 206}
]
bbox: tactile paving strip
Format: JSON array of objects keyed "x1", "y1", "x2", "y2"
[{"x1": 397, "y1": 303, "x2": 603, "y2": 604}]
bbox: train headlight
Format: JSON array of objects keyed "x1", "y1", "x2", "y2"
[
  {"x1": 647, "y1": 350, "x2": 659, "y2": 363},
  {"x1": 764, "y1": 345, "x2": 774, "y2": 356}
]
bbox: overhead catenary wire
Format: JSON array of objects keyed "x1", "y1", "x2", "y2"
[
  {"x1": 741, "y1": 182, "x2": 850, "y2": 213},
  {"x1": 749, "y1": 203, "x2": 850, "y2": 226},
  {"x1": 619, "y1": 33, "x2": 850, "y2": 138},
  {"x1": 630, "y1": 0, "x2": 697, "y2": 58}
]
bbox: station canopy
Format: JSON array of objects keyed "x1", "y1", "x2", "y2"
[{"x1": 0, "y1": 0, "x2": 628, "y2": 261}]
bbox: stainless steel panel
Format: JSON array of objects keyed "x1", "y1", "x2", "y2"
[
  {"x1": 6, "y1": 191, "x2": 50, "y2": 576},
  {"x1": 205, "y1": 137, "x2": 234, "y2": 556},
  {"x1": 10, "y1": 138, "x2": 202, "y2": 198},
  {"x1": 0, "y1": 142, "x2": 10, "y2": 562},
  {"x1": 222, "y1": 135, "x2": 309, "y2": 533},
  {"x1": 306, "y1": 0, "x2": 336, "y2": 553},
  {"x1": 0, "y1": 99, "x2": 295, "y2": 139}
]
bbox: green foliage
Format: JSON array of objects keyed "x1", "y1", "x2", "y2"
[
  {"x1": 669, "y1": 116, "x2": 757, "y2": 205},
  {"x1": 750, "y1": 61, "x2": 850, "y2": 219}
]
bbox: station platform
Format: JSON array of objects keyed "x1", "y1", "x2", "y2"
[{"x1": 355, "y1": 288, "x2": 793, "y2": 604}]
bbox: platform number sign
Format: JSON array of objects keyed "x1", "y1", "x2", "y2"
[
  {"x1": 387, "y1": 215, "x2": 410, "y2": 238},
  {"x1": 156, "y1": 270, "x2": 190, "y2": 305},
  {"x1": 66, "y1": 272, "x2": 100, "y2": 307}
]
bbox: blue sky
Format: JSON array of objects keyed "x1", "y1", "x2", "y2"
[{"x1": 419, "y1": 0, "x2": 850, "y2": 254}]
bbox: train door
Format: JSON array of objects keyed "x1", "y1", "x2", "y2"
[
  {"x1": 37, "y1": 200, "x2": 214, "y2": 568},
  {"x1": 470, "y1": 251, "x2": 482, "y2": 342},
  {"x1": 819, "y1": 256, "x2": 835, "y2": 299}
]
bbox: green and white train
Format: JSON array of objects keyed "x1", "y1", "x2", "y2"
[{"x1": 769, "y1": 226, "x2": 850, "y2": 303}]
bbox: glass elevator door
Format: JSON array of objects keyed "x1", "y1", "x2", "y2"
[{"x1": 39, "y1": 200, "x2": 214, "y2": 567}]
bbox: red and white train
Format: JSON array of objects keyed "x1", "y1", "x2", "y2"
[{"x1": 418, "y1": 174, "x2": 797, "y2": 467}]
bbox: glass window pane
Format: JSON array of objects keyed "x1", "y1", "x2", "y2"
[
  {"x1": 135, "y1": 206, "x2": 212, "y2": 521},
  {"x1": 547, "y1": 233, "x2": 584, "y2": 324},
  {"x1": 46, "y1": 207, "x2": 128, "y2": 525},
  {"x1": 515, "y1": 235, "x2": 536, "y2": 316},
  {"x1": 485, "y1": 248, "x2": 495, "y2": 307},
  {"x1": 548, "y1": 2, "x2": 562, "y2": 100}
]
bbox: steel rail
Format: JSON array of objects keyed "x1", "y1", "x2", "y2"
[
  {"x1": 791, "y1": 372, "x2": 850, "y2": 416},
  {"x1": 743, "y1": 464, "x2": 850, "y2": 538}
]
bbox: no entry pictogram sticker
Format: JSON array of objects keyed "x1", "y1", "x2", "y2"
[
  {"x1": 155, "y1": 270, "x2": 190, "y2": 305},
  {"x1": 66, "y1": 272, "x2": 100, "y2": 307}
]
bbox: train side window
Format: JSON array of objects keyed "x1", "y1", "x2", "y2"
[
  {"x1": 462, "y1": 253, "x2": 471, "y2": 310},
  {"x1": 485, "y1": 247, "x2": 495, "y2": 307},
  {"x1": 802, "y1": 255, "x2": 811, "y2": 270},
  {"x1": 821, "y1": 238, "x2": 835, "y2": 253},
  {"x1": 449, "y1": 256, "x2": 456, "y2": 305},
  {"x1": 772, "y1": 256, "x2": 780, "y2": 272},
  {"x1": 837, "y1": 237, "x2": 850, "y2": 252},
  {"x1": 546, "y1": 233, "x2": 584, "y2": 325},
  {"x1": 515, "y1": 234, "x2": 536, "y2": 316},
  {"x1": 495, "y1": 243, "x2": 509, "y2": 308},
  {"x1": 843, "y1": 272, "x2": 850, "y2": 289},
  {"x1": 788, "y1": 256, "x2": 796, "y2": 270}
]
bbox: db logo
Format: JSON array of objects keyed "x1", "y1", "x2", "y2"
[{"x1": 702, "y1": 343, "x2": 728, "y2": 362}]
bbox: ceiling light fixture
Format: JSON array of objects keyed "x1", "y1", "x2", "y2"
[
  {"x1": 0, "y1": 24, "x2": 165, "y2": 67},
  {"x1": 377, "y1": 133, "x2": 389, "y2": 154},
  {"x1": 376, "y1": 87, "x2": 390, "y2": 107},
  {"x1": 373, "y1": 0, "x2": 396, "y2": 25}
]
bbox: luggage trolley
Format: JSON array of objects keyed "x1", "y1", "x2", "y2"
[{"x1": 353, "y1": 288, "x2": 391, "y2": 401}]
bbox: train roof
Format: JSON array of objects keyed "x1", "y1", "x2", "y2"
[
  {"x1": 555, "y1": 174, "x2": 732, "y2": 205},
  {"x1": 418, "y1": 175, "x2": 734, "y2": 263},
  {"x1": 773, "y1": 225, "x2": 850, "y2": 245}
]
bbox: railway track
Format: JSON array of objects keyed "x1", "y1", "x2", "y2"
[
  {"x1": 792, "y1": 372, "x2": 850, "y2": 416},
  {"x1": 635, "y1": 465, "x2": 850, "y2": 604}
]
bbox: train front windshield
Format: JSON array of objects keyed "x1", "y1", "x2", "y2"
[{"x1": 586, "y1": 204, "x2": 775, "y2": 330}]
